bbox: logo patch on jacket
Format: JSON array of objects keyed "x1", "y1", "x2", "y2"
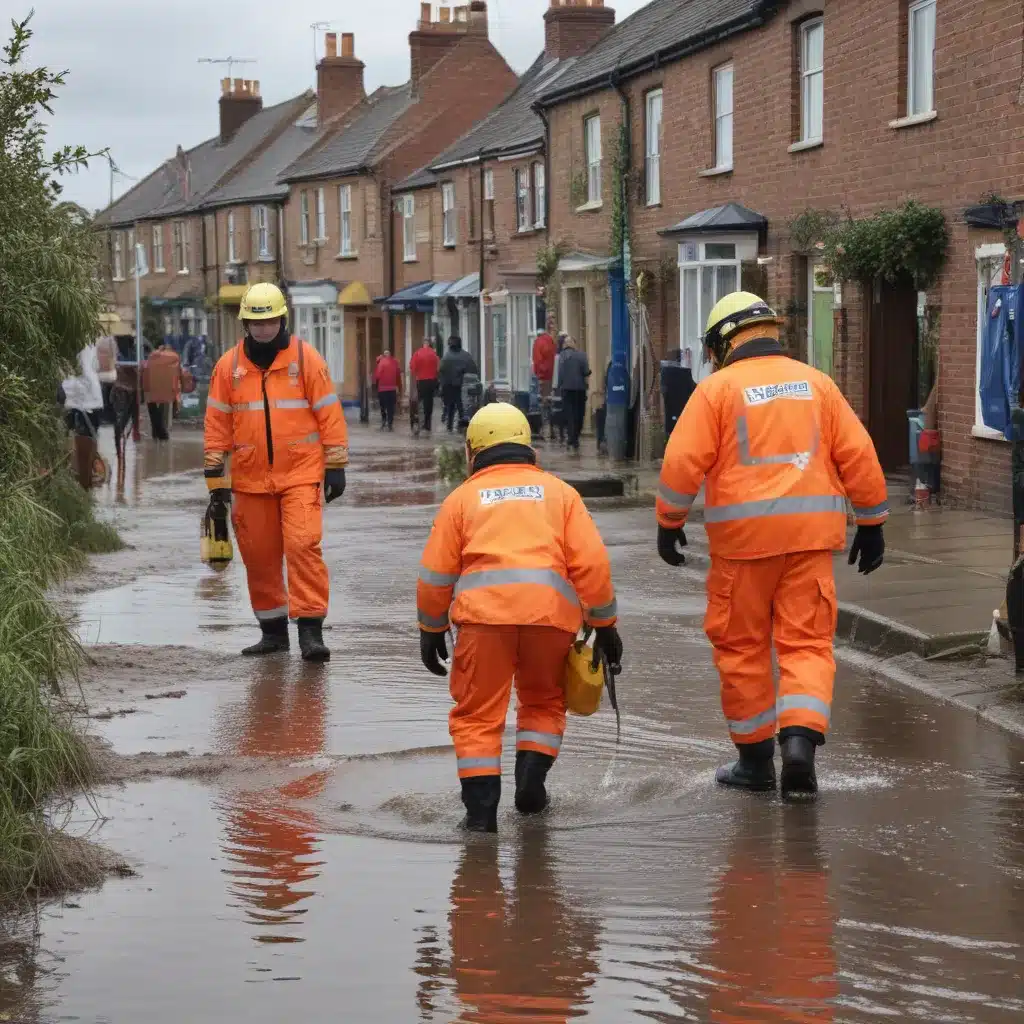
[
  {"x1": 288, "y1": 362, "x2": 300, "y2": 386},
  {"x1": 743, "y1": 381, "x2": 812, "y2": 406},
  {"x1": 479, "y1": 485, "x2": 545, "y2": 506}
]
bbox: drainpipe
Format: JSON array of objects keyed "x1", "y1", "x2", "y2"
[
  {"x1": 536, "y1": 107, "x2": 551, "y2": 241},
  {"x1": 478, "y1": 151, "x2": 486, "y2": 381},
  {"x1": 212, "y1": 212, "x2": 222, "y2": 356}
]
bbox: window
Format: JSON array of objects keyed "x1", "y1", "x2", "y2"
[
  {"x1": 713, "y1": 64, "x2": 733, "y2": 169},
  {"x1": 172, "y1": 220, "x2": 188, "y2": 273},
  {"x1": 484, "y1": 169, "x2": 495, "y2": 238},
  {"x1": 402, "y1": 194, "x2": 416, "y2": 261},
  {"x1": 227, "y1": 211, "x2": 237, "y2": 262},
  {"x1": 584, "y1": 115, "x2": 602, "y2": 204},
  {"x1": 151, "y1": 224, "x2": 164, "y2": 272},
  {"x1": 127, "y1": 229, "x2": 136, "y2": 275},
  {"x1": 800, "y1": 19, "x2": 824, "y2": 142},
  {"x1": 533, "y1": 162, "x2": 546, "y2": 228},
  {"x1": 515, "y1": 169, "x2": 531, "y2": 232},
  {"x1": 339, "y1": 185, "x2": 353, "y2": 256},
  {"x1": 442, "y1": 182, "x2": 456, "y2": 247},
  {"x1": 300, "y1": 191, "x2": 310, "y2": 246},
  {"x1": 315, "y1": 187, "x2": 327, "y2": 242},
  {"x1": 975, "y1": 244, "x2": 1009, "y2": 438},
  {"x1": 908, "y1": 0, "x2": 936, "y2": 116},
  {"x1": 254, "y1": 205, "x2": 271, "y2": 259},
  {"x1": 645, "y1": 89, "x2": 663, "y2": 205},
  {"x1": 112, "y1": 232, "x2": 124, "y2": 279},
  {"x1": 510, "y1": 294, "x2": 535, "y2": 390},
  {"x1": 484, "y1": 168, "x2": 494, "y2": 200}
]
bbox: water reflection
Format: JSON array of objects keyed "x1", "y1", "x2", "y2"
[
  {"x1": 218, "y1": 660, "x2": 331, "y2": 947},
  {"x1": 418, "y1": 833, "x2": 600, "y2": 1021}
]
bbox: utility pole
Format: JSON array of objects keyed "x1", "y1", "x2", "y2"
[{"x1": 197, "y1": 56, "x2": 257, "y2": 80}]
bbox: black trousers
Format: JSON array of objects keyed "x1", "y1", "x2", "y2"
[
  {"x1": 563, "y1": 390, "x2": 586, "y2": 449},
  {"x1": 147, "y1": 402, "x2": 170, "y2": 441},
  {"x1": 417, "y1": 379, "x2": 437, "y2": 431},
  {"x1": 379, "y1": 390, "x2": 397, "y2": 429},
  {"x1": 112, "y1": 386, "x2": 138, "y2": 454},
  {"x1": 443, "y1": 385, "x2": 463, "y2": 432}
]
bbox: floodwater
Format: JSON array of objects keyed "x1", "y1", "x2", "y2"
[{"x1": 17, "y1": 427, "x2": 1024, "y2": 1022}]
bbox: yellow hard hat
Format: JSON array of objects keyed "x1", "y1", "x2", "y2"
[
  {"x1": 465, "y1": 402, "x2": 531, "y2": 456},
  {"x1": 704, "y1": 291, "x2": 781, "y2": 362},
  {"x1": 239, "y1": 282, "x2": 288, "y2": 321}
]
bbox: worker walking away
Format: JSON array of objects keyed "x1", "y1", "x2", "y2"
[
  {"x1": 410, "y1": 338, "x2": 441, "y2": 432},
  {"x1": 656, "y1": 291, "x2": 887, "y2": 799},
  {"x1": 439, "y1": 335, "x2": 478, "y2": 433},
  {"x1": 204, "y1": 283, "x2": 349, "y2": 662},
  {"x1": 373, "y1": 348, "x2": 401, "y2": 431},
  {"x1": 416, "y1": 403, "x2": 622, "y2": 833}
]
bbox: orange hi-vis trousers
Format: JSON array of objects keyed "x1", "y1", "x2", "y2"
[
  {"x1": 231, "y1": 484, "x2": 329, "y2": 622},
  {"x1": 704, "y1": 550, "x2": 837, "y2": 745},
  {"x1": 449, "y1": 624, "x2": 576, "y2": 779}
]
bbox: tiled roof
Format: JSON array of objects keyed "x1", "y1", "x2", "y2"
[
  {"x1": 659, "y1": 202, "x2": 768, "y2": 235},
  {"x1": 536, "y1": 0, "x2": 775, "y2": 106},
  {"x1": 280, "y1": 85, "x2": 416, "y2": 183},
  {"x1": 94, "y1": 94, "x2": 312, "y2": 228}
]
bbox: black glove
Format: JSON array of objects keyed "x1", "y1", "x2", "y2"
[
  {"x1": 848, "y1": 524, "x2": 885, "y2": 575},
  {"x1": 205, "y1": 490, "x2": 231, "y2": 543},
  {"x1": 593, "y1": 625, "x2": 623, "y2": 675},
  {"x1": 657, "y1": 525, "x2": 687, "y2": 567},
  {"x1": 420, "y1": 629, "x2": 449, "y2": 677},
  {"x1": 324, "y1": 467, "x2": 346, "y2": 504}
]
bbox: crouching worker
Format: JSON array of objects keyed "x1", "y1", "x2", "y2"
[{"x1": 416, "y1": 403, "x2": 622, "y2": 833}]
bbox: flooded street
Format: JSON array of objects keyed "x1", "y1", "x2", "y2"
[{"x1": 20, "y1": 428, "x2": 1024, "y2": 1022}]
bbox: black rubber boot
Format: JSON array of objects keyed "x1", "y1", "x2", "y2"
[
  {"x1": 715, "y1": 738, "x2": 777, "y2": 792},
  {"x1": 460, "y1": 776, "x2": 500, "y2": 833},
  {"x1": 780, "y1": 732, "x2": 819, "y2": 800},
  {"x1": 242, "y1": 617, "x2": 290, "y2": 657},
  {"x1": 297, "y1": 617, "x2": 330, "y2": 663},
  {"x1": 514, "y1": 751, "x2": 555, "y2": 815}
]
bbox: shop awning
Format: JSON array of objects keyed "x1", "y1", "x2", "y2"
[
  {"x1": 377, "y1": 281, "x2": 435, "y2": 312},
  {"x1": 447, "y1": 273, "x2": 480, "y2": 299},
  {"x1": 338, "y1": 281, "x2": 372, "y2": 307},
  {"x1": 218, "y1": 283, "x2": 249, "y2": 304},
  {"x1": 659, "y1": 202, "x2": 767, "y2": 236},
  {"x1": 426, "y1": 281, "x2": 454, "y2": 300}
]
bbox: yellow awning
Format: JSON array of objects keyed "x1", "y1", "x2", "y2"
[
  {"x1": 338, "y1": 281, "x2": 372, "y2": 307},
  {"x1": 97, "y1": 311, "x2": 121, "y2": 325},
  {"x1": 219, "y1": 284, "x2": 249, "y2": 304}
]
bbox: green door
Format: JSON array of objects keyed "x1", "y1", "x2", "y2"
[{"x1": 809, "y1": 264, "x2": 834, "y2": 377}]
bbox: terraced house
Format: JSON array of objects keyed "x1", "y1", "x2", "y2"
[{"x1": 532, "y1": 0, "x2": 1024, "y2": 510}]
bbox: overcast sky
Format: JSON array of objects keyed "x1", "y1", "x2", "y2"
[{"x1": 23, "y1": 0, "x2": 648, "y2": 213}]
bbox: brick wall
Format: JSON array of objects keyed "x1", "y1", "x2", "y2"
[{"x1": 544, "y1": 0, "x2": 1024, "y2": 511}]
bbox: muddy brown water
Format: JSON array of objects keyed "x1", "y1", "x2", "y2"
[{"x1": 15, "y1": 427, "x2": 1024, "y2": 1021}]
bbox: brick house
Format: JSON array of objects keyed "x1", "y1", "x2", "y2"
[
  {"x1": 278, "y1": 3, "x2": 518, "y2": 404},
  {"x1": 536, "y1": 0, "x2": 1024, "y2": 508},
  {"x1": 389, "y1": 0, "x2": 617, "y2": 400}
]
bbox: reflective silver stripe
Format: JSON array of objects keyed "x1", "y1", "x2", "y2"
[
  {"x1": 777, "y1": 694, "x2": 832, "y2": 723},
  {"x1": 516, "y1": 730, "x2": 563, "y2": 750},
  {"x1": 454, "y1": 568, "x2": 578, "y2": 606},
  {"x1": 294, "y1": 432, "x2": 321, "y2": 444},
  {"x1": 313, "y1": 393, "x2": 340, "y2": 410},
  {"x1": 417, "y1": 609, "x2": 450, "y2": 629},
  {"x1": 727, "y1": 706, "x2": 777, "y2": 736},
  {"x1": 207, "y1": 398, "x2": 232, "y2": 413},
  {"x1": 457, "y1": 756, "x2": 501, "y2": 771},
  {"x1": 274, "y1": 399, "x2": 310, "y2": 410},
  {"x1": 736, "y1": 416, "x2": 818, "y2": 468},
  {"x1": 419, "y1": 567, "x2": 460, "y2": 587},
  {"x1": 232, "y1": 400, "x2": 265, "y2": 412},
  {"x1": 589, "y1": 598, "x2": 618, "y2": 620},
  {"x1": 254, "y1": 606, "x2": 288, "y2": 622},
  {"x1": 657, "y1": 482, "x2": 696, "y2": 511},
  {"x1": 705, "y1": 494, "x2": 847, "y2": 524},
  {"x1": 853, "y1": 501, "x2": 890, "y2": 519}
]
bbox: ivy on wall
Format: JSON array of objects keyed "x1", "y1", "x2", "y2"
[{"x1": 609, "y1": 121, "x2": 633, "y2": 261}]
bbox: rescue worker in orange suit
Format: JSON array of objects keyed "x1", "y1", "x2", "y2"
[
  {"x1": 416, "y1": 403, "x2": 622, "y2": 832},
  {"x1": 656, "y1": 292, "x2": 888, "y2": 798},
  {"x1": 204, "y1": 283, "x2": 349, "y2": 662}
]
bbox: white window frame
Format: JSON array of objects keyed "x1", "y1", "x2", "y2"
[
  {"x1": 151, "y1": 224, "x2": 164, "y2": 272},
  {"x1": 402, "y1": 194, "x2": 416, "y2": 262},
  {"x1": 300, "y1": 191, "x2": 310, "y2": 246},
  {"x1": 800, "y1": 19, "x2": 824, "y2": 144},
  {"x1": 255, "y1": 205, "x2": 271, "y2": 260},
  {"x1": 484, "y1": 169, "x2": 494, "y2": 201},
  {"x1": 974, "y1": 242, "x2": 1010, "y2": 441},
  {"x1": 908, "y1": 0, "x2": 937, "y2": 117},
  {"x1": 515, "y1": 168, "x2": 531, "y2": 232},
  {"x1": 713, "y1": 64, "x2": 734, "y2": 171},
  {"x1": 442, "y1": 182, "x2": 456, "y2": 247},
  {"x1": 584, "y1": 115, "x2": 602, "y2": 205},
  {"x1": 315, "y1": 187, "x2": 327, "y2": 243},
  {"x1": 227, "y1": 211, "x2": 237, "y2": 263},
  {"x1": 339, "y1": 185, "x2": 353, "y2": 256},
  {"x1": 112, "y1": 232, "x2": 124, "y2": 280},
  {"x1": 533, "y1": 162, "x2": 546, "y2": 228},
  {"x1": 645, "y1": 89, "x2": 663, "y2": 206},
  {"x1": 172, "y1": 220, "x2": 188, "y2": 274}
]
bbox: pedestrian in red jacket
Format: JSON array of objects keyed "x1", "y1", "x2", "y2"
[
  {"x1": 374, "y1": 350, "x2": 401, "y2": 431},
  {"x1": 410, "y1": 339, "x2": 441, "y2": 432},
  {"x1": 532, "y1": 331, "x2": 557, "y2": 440}
]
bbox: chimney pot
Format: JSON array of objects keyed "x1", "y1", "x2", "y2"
[
  {"x1": 439, "y1": 6, "x2": 450, "y2": 22},
  {"x1": 253, "y1": 80, "x2": 260, "y2": 96},
  {"x1": 421, "y1": 2, "x2": 432, "y2": 24},
  {"x1": 233, "y1": 77, "x2": 243, "y2": 93},
  {"x1": 219, "y1": 74, "x2": 264, "y2": 143},
  {"x1": 221, "y1": 77, "x2": 231, "y2": 95},
  {"x1": 341, "y1": 32, "x2": 355, "y2": 57},
  {"x1": 325, "y1": 32, "x2": 338, "y2": 58}
]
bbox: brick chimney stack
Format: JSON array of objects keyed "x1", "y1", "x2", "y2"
[
  {"x1": 544, "y1": 0, "x2": 615, "y2": 62},
  {"x1": 219, "y1": 78, "x2": 263, "y2": 144},
  {"x1": 317, "y1": 32, "x2": 366, "y2": 127},
  {"x1": 410, "y1": 2, "x2": 489, "y2": 93}
]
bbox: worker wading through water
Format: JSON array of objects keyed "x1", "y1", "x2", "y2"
[
  {"x1": 656, "y1": 292, "x2": 888, "y2": 798},
  {"x1": 204, "y1": 283, "x2": 349, "y2": 662},
  {"x1": 416, "y1": 403, "x2": 622, "y2": 832}
]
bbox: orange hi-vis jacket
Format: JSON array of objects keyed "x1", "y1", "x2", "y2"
[
  {"x1": 417, "y1": 463, "x2": 617, "y2": 634},
  {"x1": 657, "y1": 338, "x2": 888, "y2": 559},
  {"x1": 204, "y1": 337, "x2": 348, "y2": 495}
]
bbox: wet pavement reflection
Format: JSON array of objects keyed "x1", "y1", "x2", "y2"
[{"x1": 21, "y1": 426, "x2": 1024, "y2": 1021}]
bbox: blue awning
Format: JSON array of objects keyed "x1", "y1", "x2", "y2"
[
  {"x1": 447, "y1": 273, "x2": 480, "y2": 299},
  {"x1": 426, "y1": 281, "x2": 454, "y2": 300},
  {"x1": 377, "y1": 281, "x2": 435, "y2": 312}
]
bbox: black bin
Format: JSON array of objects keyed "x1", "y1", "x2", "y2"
[{"x1": 660, "y1": 362, "x2": 696, "y2": 439}]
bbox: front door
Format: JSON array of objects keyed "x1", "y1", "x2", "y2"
[
  {"x1": 808, "y1": 262, "x2": 834, "y2": 377},
  {"x1": 868, "y1": 278, "x2": 918, "y2": 471}
]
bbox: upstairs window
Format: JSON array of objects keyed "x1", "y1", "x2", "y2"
[
  {"x1": 300, "y1": 191, "x2": 310, "y2": 246},
  {"x1": 127, "y1": 229, "x2": 136, "y2": 275},
  {"x1": 800, "y1": 19, "x2": 824, "y2": 142},
  {"x1": 113, "y1": 232, "x2": 124, "y2": 279},
  {"x1": 645, "y1": 89, "x2": 663, "y2": 205},
  {"x1": 172, "y1": 220, "x2": 188, "y2": 273},
  {"x1": 402, "y1": 195, "x2": 416, "y2": 261},
  {"x1": 515, "y1": 169, "x2": 531, "y2": 231},
  {"x1": 339, "y1": 185, "x2": 353, "y2": 256},
  {"x1": 908, "y1": 0, "x2": 936, "y2": 116},
  {"x1": 484, "y1": 169, "x2": 495, "y2": 238},
  {"x1": 584, "y1": 114, "x2": 601, "y2": 204},
  {"x1": 227, "y1": 211, "x2": 237, "y2": 262},
  {"x1": 253, "y1": 205, "x2": 271, "y2": 260},
  {"x1": 713, "y1": 64, "x2": 733, "y2": 170},
  {"x1": 533, "y1": 161, "x2": 546, "y2": 228},
  {"x1": 151, "y1": 224, "x2": 164, "y2": 272},
  {"x1": 442, "y1": 182, "x2": 456, "y2": 246},
  {"x1": 315, "y1": 187, "x2": 327, "y2": 242}
]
